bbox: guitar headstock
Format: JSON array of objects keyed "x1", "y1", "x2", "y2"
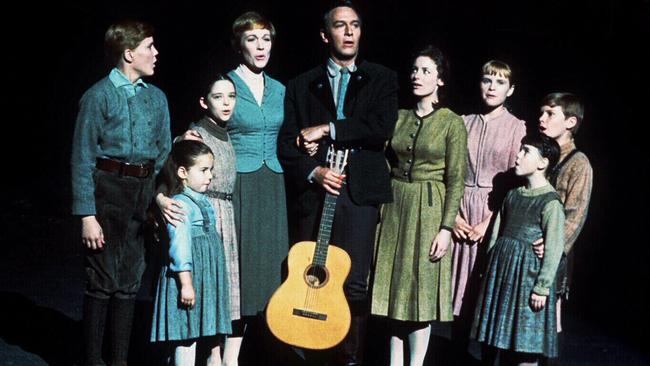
[{"x1": 326, "y1": 145, "x2": 349, "y2": 175}]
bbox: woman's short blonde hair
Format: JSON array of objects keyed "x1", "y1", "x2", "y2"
[{"x1": 231, "y1": 11, "x2": 276, "y2": 51}]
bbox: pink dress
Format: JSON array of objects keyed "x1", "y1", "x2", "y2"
[{"x1": 451, "y1": 109, "x2": 526, "y2": 316}]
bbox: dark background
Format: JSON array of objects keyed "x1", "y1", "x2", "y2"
[{"x1": 2, "y1": 0, "x2": 649, "y2": 362}]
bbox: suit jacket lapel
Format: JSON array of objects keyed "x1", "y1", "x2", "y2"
[
  {"x1": 307, "y1": 62, "x2": 371, "y2": 121},
  {"x1": 308, "y1": 66, "x2": 335, "y2": 117},
  {"x1": 343, "y1": 65, "x2": 369, "y2": 117}
]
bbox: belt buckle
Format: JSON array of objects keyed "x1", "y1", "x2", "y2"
[
  {"x1": 137, "y1": 164, "x2": 150, "y2": 178},
  {"x1": 118, "y1": 162, "x2": 127, "y2": 176}
]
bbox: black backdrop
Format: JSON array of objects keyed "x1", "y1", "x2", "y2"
[{"x1": 4, "y1": 0, "x2": 649, "y2": 351}]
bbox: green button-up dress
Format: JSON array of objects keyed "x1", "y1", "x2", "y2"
[{"x1": 371, "y1": 108, "x2": 467, "y2": 322}]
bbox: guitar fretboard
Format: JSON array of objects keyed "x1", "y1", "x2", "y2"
[{"x1": 313, "y1": 193, "x2": 338, "y2": 266}]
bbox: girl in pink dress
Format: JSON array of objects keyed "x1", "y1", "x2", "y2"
[{"x1": 451, "y1": 60, "x2": 527, "y2": 323}]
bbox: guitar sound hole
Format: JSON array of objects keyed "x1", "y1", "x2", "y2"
[{"x1": 304, "y1": 265, "x2": 329, "y2": 288}]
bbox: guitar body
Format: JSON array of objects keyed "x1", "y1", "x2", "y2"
[{"x1": 266, "y1": 241, "x2": 352, "y2": 350}]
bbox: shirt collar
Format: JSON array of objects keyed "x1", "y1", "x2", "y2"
[
  {"x1": 326, "y1": 58, "x2": 357, "y2": 78},
  {"x1": 235, "y1": 64, "x2": 265, "y2": 83},
  {"x1": 109, "y1": 68, "x2": 148, "y2": 89},
  {"x1": 182, "y1": 186, "x2": 208, "y2": 203}
]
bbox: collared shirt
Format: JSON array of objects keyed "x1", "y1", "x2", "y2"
[
  {"x1": 326, "y1": 58, "x2": 357, "y2": 106},
  {"x1": 71, "y1": 68, "x2": 171, "y2": 215},
  {"x1": 108, "y1": 68, "x2": 147, "y2": 97},
  {"x1": 167, "y1": 187, "x2": 218, "y2": 272},
  {"x1": 326, "y1": 58, "x2": 357, "y2": 142}
]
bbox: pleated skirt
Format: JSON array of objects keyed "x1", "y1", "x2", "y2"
[
  {"x1": 233, "y1": 166, "x2": 289, "y2": 316},
  {"x1": 371, "y1": 179, "x2": 453, "y2": 322},
  {"x1": 472, "y1": 236, "x2": 558, "y2": 357},
  {"x1": 151, "y1": 229, "x2": 231, "y2": 341}
]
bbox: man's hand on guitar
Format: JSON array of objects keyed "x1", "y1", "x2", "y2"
[{"x1": 314, "y1": 166, "x2": 345, "y2": 195}]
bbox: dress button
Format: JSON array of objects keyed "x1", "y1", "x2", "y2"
[
  {"x1": 406, "y1": 146, "x2": 412, "y2": 151},
  {"x1": 403, "y1": 171, "x2": 409, "y2": 176},
  {"x1": 415, "y1": 121, "x2": 421, "y2": 126},
  {"x1": 410, "y1": 133, "x2": 415, "y2": 138},
  {"x1": 407, "y1": 159, "x2": 412, "y2": 164}
]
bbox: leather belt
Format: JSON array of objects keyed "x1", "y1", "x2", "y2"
[
  {"x1": 205, "y1": 190, "x2": 233, "y2": 201},
  {"x1": 96, "y1": 158, "x2": 153, "y2": 178}
]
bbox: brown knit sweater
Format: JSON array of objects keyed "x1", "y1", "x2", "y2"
[{"x1": 554, "y1": 140, "x2": 593, "y2": 254}]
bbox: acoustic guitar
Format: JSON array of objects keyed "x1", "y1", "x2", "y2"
[{"x1": 266, "y1": 146, "x2": 352, "y2": 350}]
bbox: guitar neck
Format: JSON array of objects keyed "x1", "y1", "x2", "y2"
[{"x1": 313, "y1": 193, "x2": 338, "y2": 266}]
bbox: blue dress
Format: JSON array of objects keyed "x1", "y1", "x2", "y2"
[
  {"x1": 151, "y1": 188, "x2": 231, "y2": 341},
  {"x1": 472, "y1": 185, "x2": 565, "y2": 357}
]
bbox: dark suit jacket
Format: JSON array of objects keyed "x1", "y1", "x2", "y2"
[{"x1": 278, "y1": 60, "x2": 399, "y2": 217}]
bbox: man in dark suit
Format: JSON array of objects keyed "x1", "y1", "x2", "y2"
[{"x1": 278, "y1": 1, "x2": 398, "y2": 364}]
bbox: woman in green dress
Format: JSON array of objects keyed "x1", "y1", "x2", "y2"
[{"x1": 371, "y1": 45, "x2": 467, "y2": 366}]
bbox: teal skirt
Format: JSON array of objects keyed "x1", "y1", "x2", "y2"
[
  {"x1": 472, "y1": 236, "x2": 558, "y2": 357},
  {"x1": 151, "y1": 227, "x2": 231, "y2": 341},
  {"x1": 233, "y1": 165, "x2": 289, "y2": 316}
]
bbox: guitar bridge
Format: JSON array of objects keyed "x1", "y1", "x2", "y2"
[{"x1": 293, "y1": 308, "x2": 327, "y2": 321}]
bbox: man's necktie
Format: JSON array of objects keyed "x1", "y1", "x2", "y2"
[{"x1": 336, "y1": 68, "x2": 350, "y2": 120}]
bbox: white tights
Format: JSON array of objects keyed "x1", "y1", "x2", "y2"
[
  {"x1": 389, "y1": 323, "x2": 431, "y2": 366},
  {"x1": 221, "y1": 336, "x2": 244, "y2": 366},
  {"x1": 174, "y1": 340, "x2": 226, "y2": 366},
  {"x1": 174, "y1": 342, "x2": 196, "y2": 366}
]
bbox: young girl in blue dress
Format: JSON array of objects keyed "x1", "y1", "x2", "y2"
[
  {"x1": 151, "y1": 140, "x2": 231, "y2": 365},
  {"x1": 472, "y1": 133, "x2": 565, "y2": 365}
]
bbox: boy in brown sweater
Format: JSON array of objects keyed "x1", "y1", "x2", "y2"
[{"x1": 534, "y1": 92, "x2": 593, "y2": 362}]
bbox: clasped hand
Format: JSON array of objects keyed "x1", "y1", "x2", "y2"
[
  {"x1": 296, "y1": 124, "x2": 330, "y2": 156},
  {"x1": 453, "y1": 214, "x2": 490, "y2": 243}
]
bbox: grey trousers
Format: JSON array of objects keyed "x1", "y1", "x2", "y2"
[{"x1": 84, "y1": 169, "x2": 155, "y2": 299}]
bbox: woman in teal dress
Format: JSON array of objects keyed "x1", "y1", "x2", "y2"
[
  {"x1": 157, "y1": 13, "x2": 288, "y2": 365},
  {"x1": 472, "y1": 134, "x2": 565, "y2": 364},
  {"x1": 225, "y1": 11, "x2": 289, "y2": 362},
  {"x1": 370, "y1": 45, "x2": 467, "y2": 366}
]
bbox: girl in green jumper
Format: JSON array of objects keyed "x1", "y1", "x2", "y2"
[{"x1": 472, "y1": 134, "x2": 565, "y2": 365}]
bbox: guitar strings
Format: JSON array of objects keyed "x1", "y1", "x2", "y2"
[{"x1": 303, "y1": 147, "x2": 347, "y2": 311}]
